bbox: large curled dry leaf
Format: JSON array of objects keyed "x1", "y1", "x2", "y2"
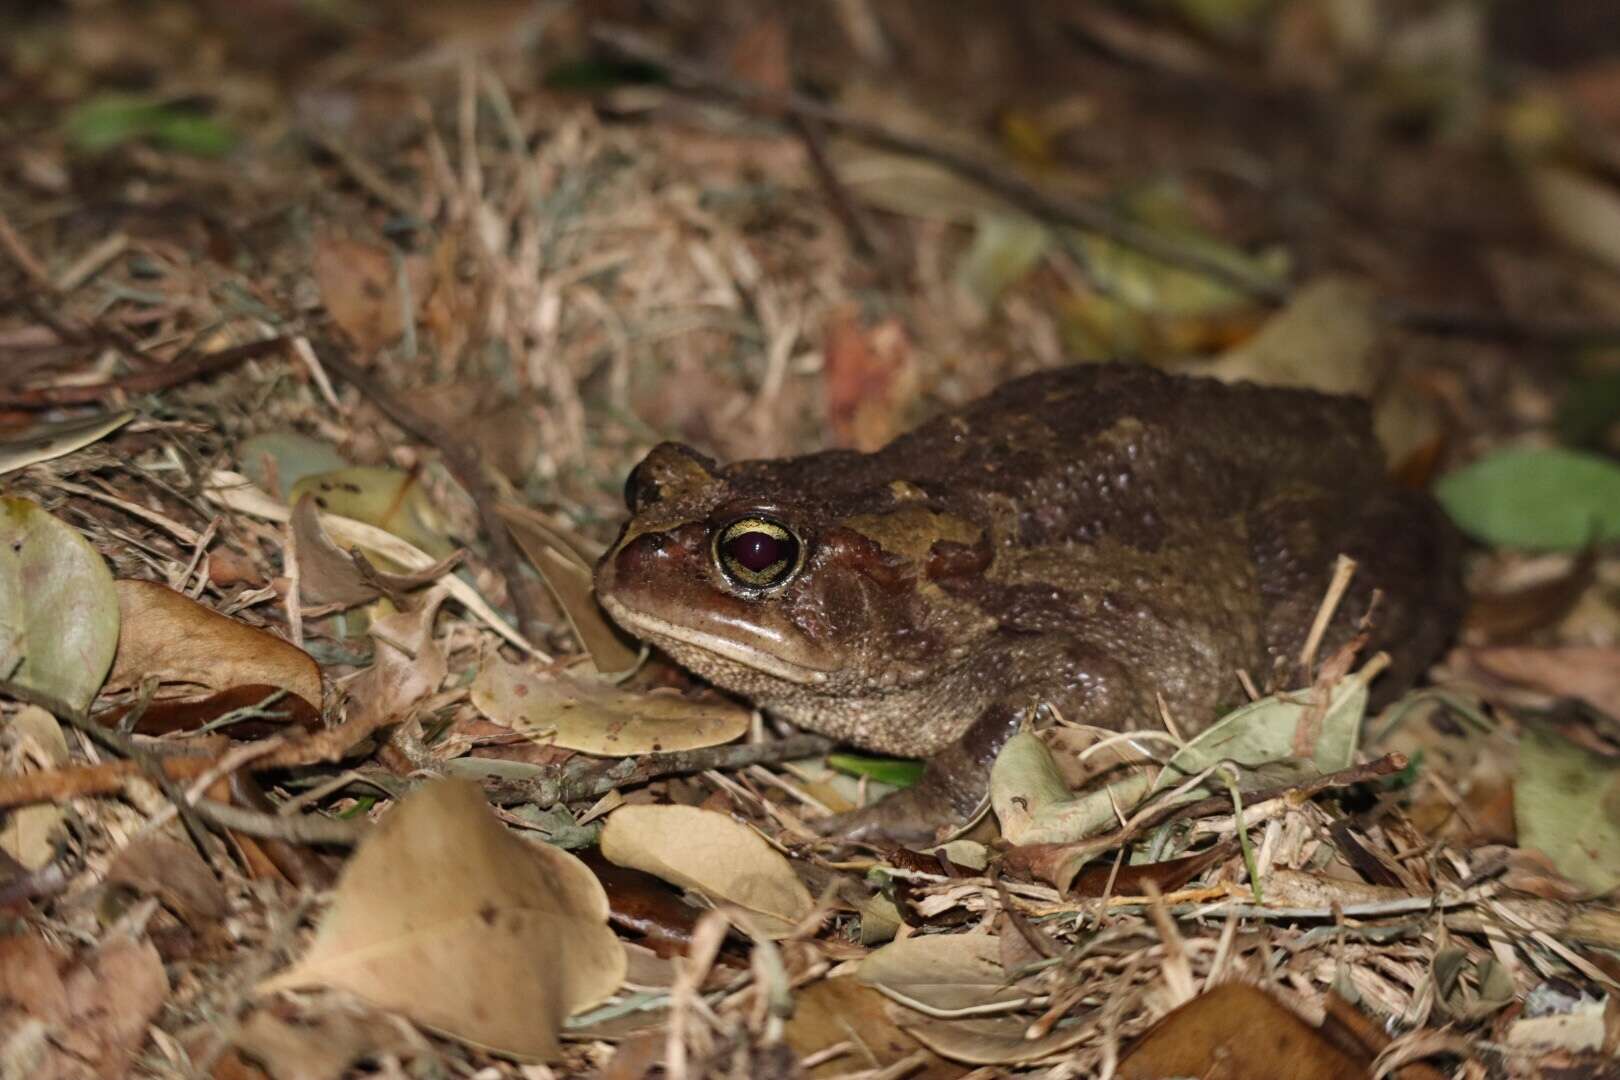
[
  {"x1": 106, "y1": 579, "x2": 322, "y2": 711},
  {"x1": 292, "y1": 494, "x2": 461, "y2": 609},
  {"x1": 0, "y1": 496, "x2": 120, "y2": 718},
  {"x1": 260, "y1": 779, "x2": 625, "y2": 1060},
  {"x1": 598, "y1": 804, "x2": 813, "y2": 939},
  {"x1": 472, "y1": 657, "x2": 750, "y2": 756}
]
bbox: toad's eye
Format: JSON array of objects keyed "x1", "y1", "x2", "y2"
[{"x1": 714, "y1": 517, "x2": 803, "y2": 591}]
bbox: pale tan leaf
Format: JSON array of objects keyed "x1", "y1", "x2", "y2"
[
  {"x1": 106, "y1": 580, "x2": 322, "y2": 710},
  {"x1": 598, "y1": 804, "x2": 813, "y2": 939},
  {"x1": 471, "y1": 658, "x2": 750, "y2": 756},
  {"x1": 56, "y1": 937, "x2": 168, "y2": 1080},
  {"x1": 260, "y1": 779, "x2": 625, "y2": 1061},
  {"x1": 0, "y1": 705, "x2": 69, "y2": 870},
  {"x1": 1528, "y1": 163, "x2": 1620, "y2": 273},
  {"x1": 0, "y1": 410, "x2": 133, "y2": 477},
  {"x1": 292, "y1": 495, "x2": 461, "y2": 609},
  {"x1": 1200, "y1": 276, "x2": 1379, "y2": 397},
  {"x1": 784, "y1": 979, "x2": 961, "y2": 1079},
  {"x1": 857, "y1": 934, "x2": 1027, "y2": 1012}
]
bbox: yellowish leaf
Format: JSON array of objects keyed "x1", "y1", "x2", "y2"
[{"x1": 598, "y1": 804, "x2": 812, "y2": 939}]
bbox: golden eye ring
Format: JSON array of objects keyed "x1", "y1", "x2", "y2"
[{"x1": 712, "y1": 516, "x2": 804, "y2": 591}]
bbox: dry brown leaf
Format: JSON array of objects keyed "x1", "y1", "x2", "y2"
[
  {"x1": 1468, "y1": 645, "x2": 1620, "y2": 719},
  {"x1": 232, "y1": 1008, "x2": 413, "y2": 1080},
  {"x1": 822, "y1": 307, "x2": 916, "y2": 452},
  {"x1": 0, "y1": 932, "x2": 69, "y2": 1025},
  {"x1": 857, "y1": 933, "x2": 1027, "y2": 1012},
  {"x1": 105, "y1": 835, "x2": 228, "y2": 930},
  {"x1": 898, "y1": 1010, "x2": 1095, "y2": 1066},
  {"x1": 313, "y1": 233, "x2": 429, "y2": 354},
  {"x1": 499, "y1": 503, "x2": 637, "y2": 675},
  {"x1": 339, "y1": 587, "x2": 448, "y2": 740},
  {"x1": 598, "y1": 804, "x2": 813, "y2": 939},
  {"x1": 471, "y1": 658, "x2": 750, "y2": 756},
  {"x1": 55, "y1": 936, "x2": 168, "y2": 1080},
  {"x1": 105, "y1": 580, "x2": 322, "y2": 711},
  {"x1": 291, "y1": 494, "x2": 461, "y2": 609},
  {"x1": 259, "y1": 779, "x2": 625, "y2": 1061},
  {"x1": 1118, "y1": 982, "x2": 1368, "y2": 1079},
  {"x1": 784, "y1": 979, "x2": 960, "y2": 1078},
  {"x1": 0, "y1": 705, "x2": 69, "y2": 869}
]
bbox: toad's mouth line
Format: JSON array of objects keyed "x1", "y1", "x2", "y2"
[{"x1": 597, "y1": 597, "x2": 832, "y2": 686}]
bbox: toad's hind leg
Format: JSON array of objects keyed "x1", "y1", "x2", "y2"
[
  {"x1": 812, "y1": 706, "x2": 1022, "y2": 845},
  {"x1": 1250, "y1": 486, "x2": 1462, "y2": 700}
]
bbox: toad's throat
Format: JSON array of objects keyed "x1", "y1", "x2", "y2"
[{"x1": 598, "y1": 596, "x2": 832, "y2": 686}]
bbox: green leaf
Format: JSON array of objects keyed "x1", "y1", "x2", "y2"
[
  {"x1": 1434, "y1": 447, "x2": 1620, "y2": 550},
  {"x1": 65, "y1": 95, "x2": 236, "y2": 157},
  {"x1": 826, "y1": 752, "x2": 924, "y2": 788},
  {"x1": 1149, "y1": 663, "x2": 1372, "y2": 797},
  {"x1": 0, "y1": 497, "x2": 120, "y2": 717},
  {"x1": 1515, "y1": 724, "x2": 1620, "y2": 895}
]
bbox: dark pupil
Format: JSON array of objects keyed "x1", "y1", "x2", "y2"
[{"x1": 727, "y1": 531, "x2": 787, "y2": 572}]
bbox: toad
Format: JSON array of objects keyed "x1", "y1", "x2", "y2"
[{"x1": 594, "y1": 363, "x2": 1462, "y2": 842}]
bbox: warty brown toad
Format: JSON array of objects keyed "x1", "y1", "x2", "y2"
[{"x1": 594, "y1": 362, "x2": 1463, "y2": 842}]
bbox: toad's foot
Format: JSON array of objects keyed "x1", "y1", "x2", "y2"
[{"x1": 811, "y1": 706, "x2": 1019, "y2": 846}]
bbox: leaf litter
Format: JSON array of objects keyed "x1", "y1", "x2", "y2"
[{"x1": 1, "y1": 3, "x2": 1619, "y2": 1078}]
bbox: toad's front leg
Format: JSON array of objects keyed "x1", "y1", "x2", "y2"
[{"x1": 812, "y1": 706, "x2": 1022, "y2": 845}]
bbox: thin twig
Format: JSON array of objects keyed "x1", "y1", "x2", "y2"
[
  {"x1": 476, "y1": 732, "x2": 836, "y2": 807},
  {"x1": 310, "y1": 340, "x2": 553, "y2": 646},
  {"x1": 0, "y1": 336, "x2": 289, "y2": 408}
]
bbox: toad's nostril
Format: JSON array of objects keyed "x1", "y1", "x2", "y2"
[{"x1": 614, "y1": 530, "x2": 672, "y2": 575}]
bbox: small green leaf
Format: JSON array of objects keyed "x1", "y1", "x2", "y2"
[
  {"x1": 826, "y1": 753, "x2": 924, "y2": 788},
  {"x1": 1434, "y1": 447, "x2": 1620, "y2": 550},
  {"x1": 1149, "y1": 663, "x2": 1371, "y2": 797},
  {"x1": 1515, "y1": 724, "x2": 1620, "y2": 895},
  {"x1": 0, "y1": 498, "x2": 120, "y2": 717},
  {"x1": 65, "y1": 95, "x2": 235, "y2": 157}
]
